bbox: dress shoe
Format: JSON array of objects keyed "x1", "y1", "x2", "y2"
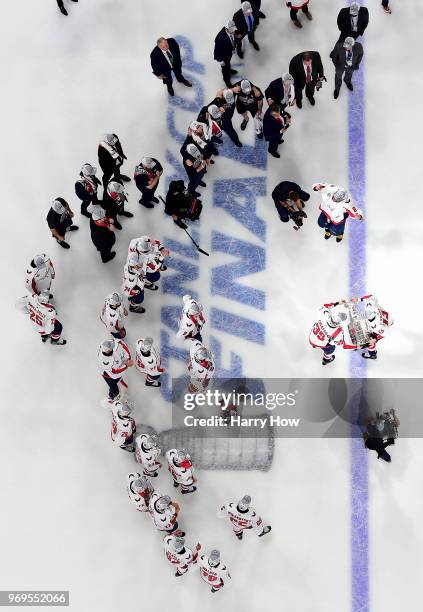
[
  {"x1": 251, "y1": 41, "x2": 260, "y2": 51},
  {"x1": 296, "y1": 99, "x2": 302, "y2": 109},
  {"x1": 199, "y1": 181, "x2": 206, "y2": 187},
  {"x1": 234, "y1": 141, "x2": 243, "y2": 147},
  {"x1": 114, "y1": 220, "x2": 122, "y2": 230},
  {"x1": 334, "y1": 89, "x2": 340, "y2": 99},
  {"x1": 119, "y1": 210, "x2": 133, "y2": 218},
  {"x1": 102, "y1": 251, "x2": 116, "y2": 263},
  {"x1": 259, "y1": 11, "x2": 266, "y2": 18},
  {"x1": 293, "y1": 19, "x2": 302, "y2": 28},
  {"x1": 230, "y1": 68, "x2": 238, "y2": 74},
  {"x1": 140, "y1": 200, "x2": 154, "y2": 208},
  {"x1": 69, "y1": 225, "x2": 79, "y2": 231},
  {"x1": 120, "y1": 174, "x2": 131, "y2": 182},
  {"x1": 237, "y1": 49, "x2": 244, "y2": 59},
  {"x1": 181, "y1": 79, "x2": 192, "y2": 87},
  {"x1": 345, "y1": 82, "x2": 353, "y2": 91},
  {"x1": 308, "y1": 96, "x2": 315, "y2": 106},
  {"x1": 305, "y1": 11, "x2": 312, "y2": 20},
  {"x1": 167, "y1": 86, "x2": 175, "y2": 96},
  {"x1": 151, "y1": 196, "x2": 159, "y2": 203},
  {"x1": 269, "y1": 151, "x2": 280, "y2": 158},
  {"x1": 59, "y1": 6, "x2": 68, "y2": 15}
]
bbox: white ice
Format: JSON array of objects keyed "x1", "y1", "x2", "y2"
[{"x1": 1, "y1": 1, "x2": 423, "y2": 611}]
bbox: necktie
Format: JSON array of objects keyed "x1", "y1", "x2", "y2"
[
  {"x1": 247, "y1": 15, "x2": 253, "y2": 32},
  {"x1": 166, "y1": 51, "x2": 173, "y2": 66},
  {"x1": 306, "y1": 64, "x2": 311, "y2": 83}
]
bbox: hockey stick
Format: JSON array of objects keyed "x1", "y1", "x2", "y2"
[{"x1": 159, "y1": 196, "x2": 209, "y2": 256}]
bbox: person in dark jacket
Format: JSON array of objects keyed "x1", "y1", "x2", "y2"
[
  {"x1": 288, "y1": 51, "x2": 325, "y2": 108},
  {"x1": 46, "y1": 198, "x2": 78, "y2": 250},
  {"x1": 74, "y1": 163, "x2": 101, "y2": 218},
  {"x1": 210, "y1": 87, "x2": 242, "y2": 147},
  {"x1": 286, "y1": 1, "x2": 312, "y2": 28},
  {"x1": 242, "y1": 0, "x2": 266, "y2": 18},
  {"x1": 331, "y1": 37, "x2": 363, "y2": 98},
  {"x1": 164, "y1": 180, "x2": 198, "y2": 229},
  {"x1": 265, "y1": 73, "x2": 295, "y2": 111},
  {"x1": 134, "y1": 157, "x2": 163, "y2": 208},
  {"x1": 90, "y1": 207, "x2": 116, "y2": 263},
  {"x1": 336, "y1": 2, "x2": 369, "y2": 42},
  {"x1": 181, "y1": 142, "x2": 208, "y2": 196},
  {"x1": 263, "y1": 105, "x2": 287, "y2": 158},
  {"x1": 56, "y1": 0, "x2": 78, "y2": 16},
  {"x1": 233, "y1": 1, "x2": 260, "y2": 57},
  {"x1": 150, "y1": 37, "x2": 192, "y2": 96},
  {"x1": 214, "y1": 21, "x2": 238, "y2": 87},
  {"x1": 272, "y1": 181, "x2": 310, "y2": 228},
  {"x1": 98, "y1": 133, "x2": 131, "y2": 190}
]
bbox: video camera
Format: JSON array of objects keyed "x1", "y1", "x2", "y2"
[{"x1": 164, "y1": 180, "x2": 203, "y2": 222}]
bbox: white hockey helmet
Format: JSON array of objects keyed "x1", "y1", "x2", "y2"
[
  {"x1": 209, "y1": 549, "x2": 220, "y2": 567},
  {"x1": 173, "y1": 536, "x2": 185, "y2": 553},
  {"x1": 332, "y1": 188, "x2": 348, "y2": 203},
  {"x1": 136, "y1": 236, "x2": 152, "y2": 254},
  {"x1": 117, "y1": 402, "x2": 132, "y2": 418},
  {"x1": 223, "y1": 88, "x2": 235, "y2": 104},
  {"x1": 189, "y1": 120, "x2": 203, "y2": 133},
  {"x1": 91, "y1": 206, "x2": 106, "y2": 221},
  {"x1": 108, "y1": 292, "x2": 122, "y2": 308},
  {"x1": 138, "y1": 337, "x2": 154, "y2": 352},
  {"x1": 107, "y1": 181, "x2": 127, "y2": 202},
  {"x1": 101, "y1": 339, "x2": 115, "y2": 354},
  {"x1": 38, "y1": 290, "x2": 50, "y2": 305},
  {"x1": 343, "y1": 37, "x2": 355, "y2": 50},
  {"x1": 194, "y1": 346, "x2": 212, "y2": 364},
  {"x1": 328, "y1": 309, "x2": 348, "y2": 326},
  {"x1": 104, "y1": 133, "x2": 118, "y2": 146},
  {"x1": 241, "y1": 1, "x2": 253, "y2": 15},
  {"x1": 81, "y1": 163, "x2": 97, "y2": 177},
  {"x1": 134, "y1": 476, "x2": 151, "y2": 493},
  {"x1": 187, "y1": 300, "x2": 202, "y2": 316},
  {"x1": 142, "y1": 433, "x2": 159, "y2": 451},
  {"x1": 350, "y1": 2, "x2": 360, "y2": 16},
  {"x1": 282, "y1": 72, "x2": 294, "y2": 83},
  {"x1": 156, "y1": 495, "x2": 171, "y2": 512},
  {"x1": 33, "y1": 253, "x2": 49, "y2": 268},
  {"x1": 141, "y1": 157, "x2": 154, "y2": 169},
  {"x1": 225, "y1": 20, "x2": 236, "y2": 34},
  {"x1": 174, "y1": 448, "x2": 190, "y2": 465},
  {"x1": 208, "y1": 104, "x2": 222, "y2": 120},
  {"x1": 240, "y1": 79, "x2": 252, "y2": 95},
  {"x1": 52, "y1": 198, "x2": 66, "y2": 214},
  {"x1": 186, "y1": 143, "x2": 202, "y2": 160},
  {"x1": 238, "y1": 495, "x2": 252, "y2": 511}
]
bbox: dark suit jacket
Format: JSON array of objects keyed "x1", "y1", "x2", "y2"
[
  {"x1": 214, "y1": 28, "x2": 234, "y2": 63},
  {"x1": 263, "y1": 108, "x2": 283, "y2": 143},
  {"x1": 265, "y1": 78, "x2": 285, "y2": 104},
  {"x1": 233, "y1": 7, "x2": 260, "y2": 38},
  {"x1": 98, "y1": 135, "x2": 125, "y2": 175},
  {"x1": 337, "y1": 7, "x2": 369, "y2": 39},
  {"x1": 150, "y1": 38, "x2": 182, "y2": 78},
  {"x1": 272, "y1": 181, "x2": 310, "y2": 203},
  {"x1": 288, "y1": 51, "x2": 324, "y2": 90},
  {"x1": 331, "y1": 42, "x2": 363, "y2": 71}
]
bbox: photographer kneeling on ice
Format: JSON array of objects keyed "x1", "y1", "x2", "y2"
[{"x1": 164, "y1": 180, "x2": 203, "y2": 229}]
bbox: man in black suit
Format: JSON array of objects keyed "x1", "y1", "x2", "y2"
[
  {"x1": 263, "y1": 105, "x2": 287, "y2": 158},
  {"x1": 288, "y1": 51, "x2": 324, "y2": 108},
  {"x1": 337, "y1": 2, "x2": 369, "y2": 42},
  {"x1": 214, "y1": 21, "x2": 238, "y2": 88},
  {"x1": 241, "y1": 0, "x2": 266, "y2": 19},
  {"x1": 150, "y1": 37, "x2": 192, "y2": 96},
  {"x1": 331, "y1": 37, "x2": 363, "y2": 99},
  {"x1": 97, "y1": 133, "x2": 131, "y2": 191},
  {"x1": 265, "y1": 73, "x2": 295, "y2": 110},
  {"x1": 56, "y1": 0, "x2": 78, "y2": 16},
  {"x1": 233, "y1": 1, "x2": 260, "y2": 58}
]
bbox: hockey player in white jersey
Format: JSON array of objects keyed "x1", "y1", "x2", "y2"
[
  {"x1": 148, "y1": 493, "x2": 181, "y2": 534},
  {"x1": 97, "y1": 338, "x2": 133, "y2": 399},
  {"x1": 24, "y1": 254, "x2": 55, "y2": 296},
  {"x1": 135, "y1": 433, "x2": 162, "y2": 477},
  {"x1": 100, "y1": 292, "x2": 128, "y2": 338},
  {"x1": 313, "y1": 182, "x2": 363, "y2": 243},
  {"x1": 309, "y1": 301, "x2": 348, "y2": 365},
  {"x1": 166, "y1": 448, "x2": 197, "y2": 494},
  {"x1": 110, "y1": 401, "x2": 136, "y2": 451},
  {"x1": 122, "y1": 256, "x2": 150, "y2": 314},
  {"x1": 135, "y1": 337, "x2": 165, "y2": 387},
  {"x1": 27, "y1": 291, "x2": 66, "y2": 345},
  {"x1": 218, "y1": 495, "x2": 271, "y2": 540},
  {"x1": 126, "y1": 473, "x2": 154, "y2": 512},
  {"x1": 351, "y1": 294, "x2": 394, "y2": 360},
  {"x1": 198, "y1": 549, "x2": 231, "y2": 593},
  {"x1": 163, "y1": 532, "x2": 201, "y2": 577},
  {"x1": 188, "y1": 340, "x2": 215, "y2": 392},
  {"x1": 127, "y1": 235, "x2": 169, "y2": 289},
  {"x1": 177, "y1": 294, "x2": 205, "y2": 341}
]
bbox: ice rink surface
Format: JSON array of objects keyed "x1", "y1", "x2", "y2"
[{"x1": 1, "y1": 1, "x2": 423, "y2": 611}]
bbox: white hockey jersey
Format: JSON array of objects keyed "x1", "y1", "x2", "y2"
[
  {"x1": 97, "y1": 340, "x2": 131, "y2": 379},
  {"x1": 314, "y1": 183, "x2": 363, "y2": 225},
  {"x1": 111, "y1": 402, "x2": 136, "y2": 447},
  {"x1": 100, "y1": 299, "x2": 128, "y2": 334},
  {"x1": 149, "y1": 493, "x2": 178, "y2": 531},
  {"x1": 24, "y1": 261, "x2": 55, "y2": 295},
  {"x1": 188, "y1": 339, "x2": 215, "y2": 383},
  {"x1": 176, "y1": 296, "x2": 205, "y2": 339},
  {"x1": 166, "y1": 449, "x2": 195, "y2": 487},
  {"x1": 135, "y1": 340, "x2": 165, "y2": 377},
  {"x1": 121, "y1": 263, "x2": 146, "y2": 299},
  {"x1": 218, "y1": 502, "x2": 265, "y2": 535},
  {"x1": 198, "y1": 555, "x2": 231, "y2": 588},
  {"x1": 126, "y1": 472, "x2": 153, "y2": 512},
  {"x1": 135, "y1": 433, "x2": 161, "y2": 473},
  {"x1": 27, "y1": 293, "x2": 57, "y2": 336},
  {"x1": 362, "y1": 295, "x2": 393, "y2": 343},
  {"x1": 127, "y1": 237, "x2": 167, "y2": 274},
  {"x1": 163, "y1": 535, "x2": 199, "y2": 570},
  {"x1": 309, "y1": 304, "x2": 346, "y2": 349}
]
